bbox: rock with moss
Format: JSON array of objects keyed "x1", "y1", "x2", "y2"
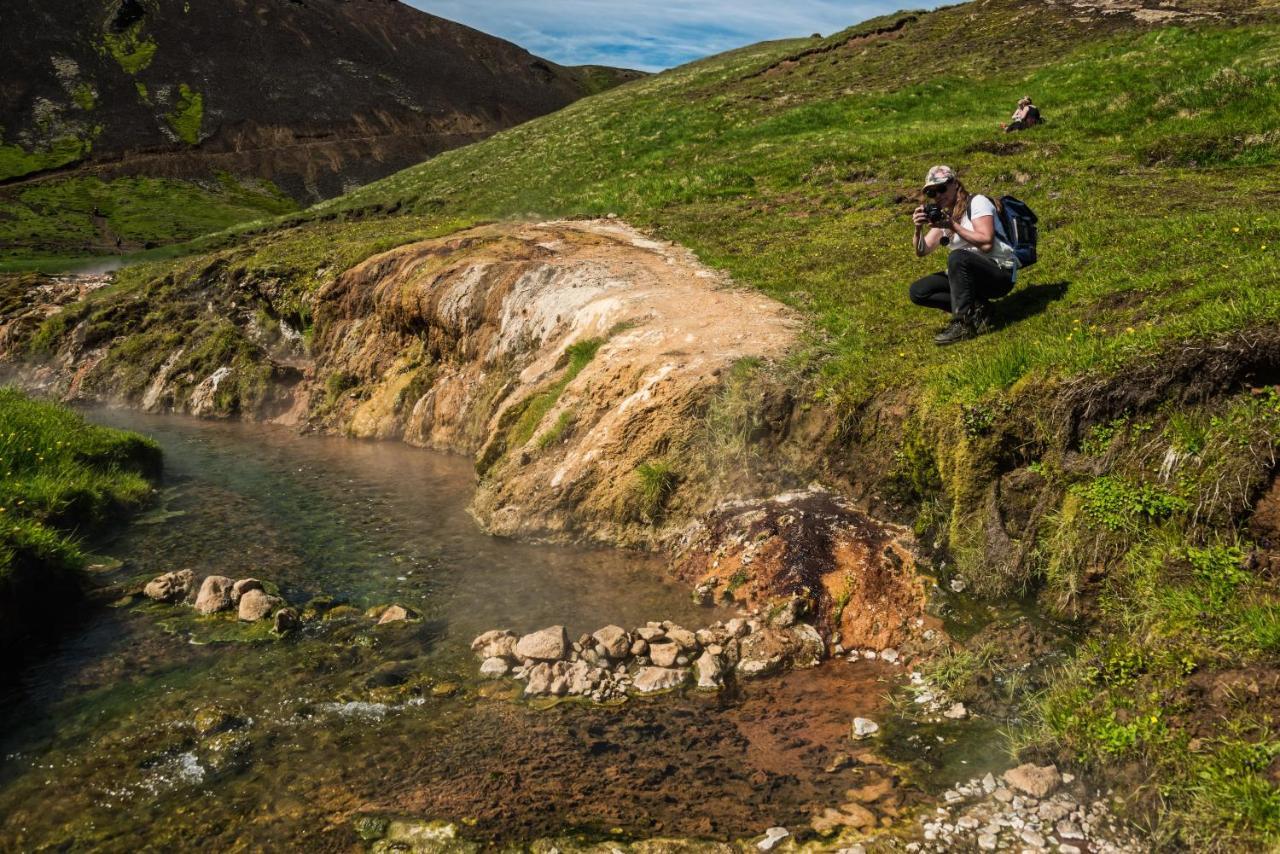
[
  {"x1": 193, "y1": 575, "x2": 235, "y2": 614},
  {"x1": 143, "y1": 569, "x2": 194, "y2": 603}
]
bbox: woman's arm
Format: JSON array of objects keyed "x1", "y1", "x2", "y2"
[
  {"x1": 912, "y1": 207, "x2": 945, "y2": 256},
  {"x1": 949, "y1": 212, "x2": 995, "y2": 252}
]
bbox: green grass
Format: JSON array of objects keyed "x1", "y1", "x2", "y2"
[
  {"x1": 0, "y1": 135, "x2": 94, "y2": 182},
  {"x1": 0, "y1": 388, "x2": 160, "y2": 654},
  {"x1": 0, "y1": 174, "x2": 298, "y2": 261}
]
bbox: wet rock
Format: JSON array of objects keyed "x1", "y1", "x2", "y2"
[
  {"x1": 770, "y1": 596, "x2": 805, "y2": 628},
  {"x1": 812, "y1": 803, "x2": 875, "y2": 834},
  {"x1": 192, "y1": 706, "x2": 241, "y2": 737},
  {"x1": 548, "y1": 675, "x2": 569, "y2": 696},
  {"x1": 725, "y1": 617, "x2": 750, "y2": 638},
  {"x1": 736, "y1": 626, "x2": 793, "y2": 678},
  {"x1": 231, "y1": 578, "x2": 263, "y2": 602},
  {"x1": 471, "y1": 630, "x2": 519, "y2": 661},
  {"x1": 1004, "y1": 763, "x2": 1062, "y2": 798},
  {"x1": 272, "y1": 607, "x2": 300, "y2": 636},
  {"x1": 366, "y1": 660, "x2": 414, "y2": 688},
  {"x1": 143, "y1": 569, "x2": 194, "y2": 603},
  {"x1": 632, "y1": 666, "x2": 687, "y2": 693},
  {"x1": 200, "y1": 731, "x2": 252, "y2": 776},
  {"x1": 757, "y1": 827, "x2": 789, "y2": 850},
  {"x1": 377, "y1": 604, "x2": 418, "y2": 625},
  {"x1": 238, "y1": 589, "x2": 283, "y2": 622},
  {"x1": 851, "y1": 717, "x2": 879, "y2": 739},
  {"x1": 515, "y1": 625, "x2": 569, "y2": 661},
  {"x1": 194, "y1": 575, "x2": 235, "y2": 614},
  {"x1": 592, "y1": 625, "x2": 631, "y2": 658},
  {"x1": 649, "y1": 639, "x2": 680, "y2": 667},
  {"x1": 693, "y1": 651, "x2": 724, "y2": 689},
  {"x1": 524, "y1": 662, "x2": 552, "y2": 695},
  {"x1": 479, "y1": 657, "x2": 510, "y2": 679}
]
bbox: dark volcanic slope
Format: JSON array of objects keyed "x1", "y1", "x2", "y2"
[{"x1": 0, "y1": 0, "x2": 643, "y2": 199}]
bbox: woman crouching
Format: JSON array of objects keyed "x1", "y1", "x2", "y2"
[{"x1": 909, "y1": 165, "x2": 1019, "y2": 345}]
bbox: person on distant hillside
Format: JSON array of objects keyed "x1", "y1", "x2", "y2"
[
  {"x1": 1002, "y1": 96, "x2": 1040, "y2": 133},
  {"x1": 908, "y1": 165, "x2": 1018, "y2": 345}
]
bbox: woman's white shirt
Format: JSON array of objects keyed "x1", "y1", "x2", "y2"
[{"x1": 946, "y1": 194, "x2": 1018, "y2": 279}]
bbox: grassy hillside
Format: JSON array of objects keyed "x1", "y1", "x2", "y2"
[
  {"x1": 7, "y1": 0, "x2": 1280, "y2": 846},
  {"x1": 0, "y1": 388, "x2": 160, "y2": 663}
]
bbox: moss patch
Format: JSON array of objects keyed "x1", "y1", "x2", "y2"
[{"x1": 167, "y1": 83, "x2": 203, "y2": 145}]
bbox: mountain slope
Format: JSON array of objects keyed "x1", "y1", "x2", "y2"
[
  {"x1": 4, "y1": 0, "x2": 1280, "y2": 846},
  {"x1": 0, "y1": 0, "x2": 641, "y2": 258}
]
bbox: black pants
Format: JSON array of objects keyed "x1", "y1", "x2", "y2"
[{"x1": 909, "y1": 250, "x2": 1014, "y2": 316}]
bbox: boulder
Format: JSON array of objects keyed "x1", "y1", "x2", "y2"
[
  {"x1": 736, "y1": 628, "x2": 791, "y2": 679},
  {"x1": 666, "y1": 627, "x2": 698, "y2": 651},
  {"x1": 629, "y1": 638, "x2": 648, "y2": 656},
  {"x1": 238, "y1": 589, "x2": 283, "y2": 622},
  {"x1": 231, "y1": 578, "x2": 263, "y2": 602},
  {"x1": 471, "y1": 630, "x2": 519, "y2": 660},
  {"x1": 272, "y1": 607, "x2": 300, "y2": 635},
  {"x1": 194, "y1": 575, "x2": 235, "y2": 614},
  {"x1": 693, "y1": 651, "x2": 724, "y2": 690},
  {"x1": 515, "y1": 626, "x2": 569, "y2": 661},
  {"x1": 1003, "y1": 763, "x2": 1061, "y2": 798},
  {"x1": 648, "y1": 639, "x2": 680, "y2": 667},
  {"x1": 592, "y1": 625, "x2": 631, "y2": 659},
  {"x1": 143, "y1": 569, "x2": 195, "y2": 603},
  {"x1": 377, "y1": 604, "x2": 418, "y2": 625},
  {"x1": 632, "y1": 667, "x2": 687, "y2": 694},
  {"x1": 479, "y1": 657, "x2": 510, "y2": 679}
]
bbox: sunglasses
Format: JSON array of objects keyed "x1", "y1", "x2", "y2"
[{"x1": 923, "y1": 181, "x2": 951, "y2": 198}]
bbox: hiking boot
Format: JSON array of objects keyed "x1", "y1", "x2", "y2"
[
  {"x1": 967, "y1": 302, "x2": 995, "y2": 334},
  {"x1": 934, "y1": 316, "x2": 976, "y2": 346}
]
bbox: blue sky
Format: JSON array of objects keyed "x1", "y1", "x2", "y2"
[{"x1": 409, "y1": 2, "x2": 915, "y2": 72}]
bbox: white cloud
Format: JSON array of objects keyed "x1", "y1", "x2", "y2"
[{"x1": 407, "y1": 1, "x2": 914, "y2": 71}]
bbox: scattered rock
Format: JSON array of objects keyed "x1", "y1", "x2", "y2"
[
  {"x1": 231, "y1": 578, "x2": 263, "y2": 602},
  {"x1": 757, "y1": 827, "x2": 789, "y2": 851},
  {"x1": 629, "y1": 638, "x2": 648, "y2": 656},
  {"x1": 193, "y1": 575, "x2": 235, "y2": 614},
  {"x1": 143, "y1": 569, "x2": 194, "y2": 603},
  {"x1": 632, "y1": 666, "x2": 687, "y2": 693},
  {"x1": 479, "y1": 657, "x2": 510, "y2": 679},
  {"x1": 1004, "y1": 763, "x2": 1062, "y2": 799},
  {"x1": 649, "y1": 639, "x2": 680, "y2": 667},
  {"x1": 666, "y1": 626, "x2": 698, "y2": 650},
  {"x1": 272, "y1": 607, "x2": 300, "y2": 636},
  {"x1": 377, "y1": 604, "x2": 418, "y2": 625},
  {"x1": 471, "y1": 630, "x2": 518, "y2": 660},
  {"x1": 592, "y1": 625, "x2": 631, "y2": 658},
  {"x1": 851, "y1": 717, "x2": 879, "y2": 739},
  {"x1": 693, "y1": 650, "x2": 724, "y2": 689},
  {"x1": 238, "y1": 589, "x2": 283, "y2": 622},
  {"x1": 515, "y1": 626, "x2": 569, "y2": 661},
  {"x1": 524, "y1": 662, "x2": 552, "y2": 695}
]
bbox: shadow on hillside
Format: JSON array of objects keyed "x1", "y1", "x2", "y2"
[{"x1": 993, "y1": 281, "x2": 1069, "y2": 328}]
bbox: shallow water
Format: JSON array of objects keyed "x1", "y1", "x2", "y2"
[{"x1": 0, "y1": 413, "x2": 942, "y2": 850}]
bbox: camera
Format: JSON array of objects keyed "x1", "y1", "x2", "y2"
[{"x1": 922, "y1": 202, "x2": 949, "y2": 227}]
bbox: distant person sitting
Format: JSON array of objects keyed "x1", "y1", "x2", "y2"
[
  {"x1": 1003, "y1": 96, "x2": 1040, "y2": 133},
  {"x1": 908, "y1": 165, "x2": 1019, "y2": 345}
]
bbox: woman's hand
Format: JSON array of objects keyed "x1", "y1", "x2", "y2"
[{"x1": 912, "y1": 206, "x2": 930, "y2": 227}]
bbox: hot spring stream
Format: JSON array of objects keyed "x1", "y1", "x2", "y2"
[{"x1": 0, "y1": 413, "x2": 995, "y2": 850}]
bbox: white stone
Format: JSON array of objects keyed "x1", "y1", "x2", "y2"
[
  {"x1": 479, "y1": 657, "x2": 509, "y2": 679},
  {"x1": 851, "y1": 717, "x2": 879, "y2": 739},
  {"x1": 978, "y1": 834, "x2": 998, "y2": 851},
  {"x1": 944, "y1": 702, "x2": 968, "y2": 720},
  {"x1": 879, "y1": 648, "x2": 899, "y2": 663},
  {"x1": 757, "y1": 827, "x2": 789, "y2": 851},
  {"x1": 592, "y1": 625, "x2": 631, "y2": 658}
]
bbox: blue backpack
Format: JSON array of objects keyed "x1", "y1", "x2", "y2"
[{"x1": 997, "y1": 195, "x2": 1038, "y2": 268}]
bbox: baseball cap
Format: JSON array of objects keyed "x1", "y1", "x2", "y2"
[{"x1": 923, "y1": 165, "x2": 955, "y2": 190}]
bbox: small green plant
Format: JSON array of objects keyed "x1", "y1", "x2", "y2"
[
  {"x1": 535, "y1": 409, "x2": 576, "y2": 450},
  {"x1": 634, "y1": 459, "x2": 677, "y2": 521},
  {"x1": 1186, "y1": 543, "x2": 1247, "y2": 609},
  {"x1": 325, "y1": 371, "x2": 359, "y2": 404},
  {"x1": 1074, "y1": 476, "x2": 1188, "y2": 532}
]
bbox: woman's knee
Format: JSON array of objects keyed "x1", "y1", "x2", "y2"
[{"x1": 908, "y1": 276, "x2": 939, "y2": 306}]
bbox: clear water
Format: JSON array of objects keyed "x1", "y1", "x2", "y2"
[{"x1": 0, "y1": 413, "x2": 905, "y2": 850}]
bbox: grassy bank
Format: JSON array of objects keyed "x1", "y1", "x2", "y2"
[
  {"x1": 0, "y1": 388, "x2": 160, "y2": 657},
  {"x1": 4, "y1": 0, "x2": 1279, "y2": 845}
]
